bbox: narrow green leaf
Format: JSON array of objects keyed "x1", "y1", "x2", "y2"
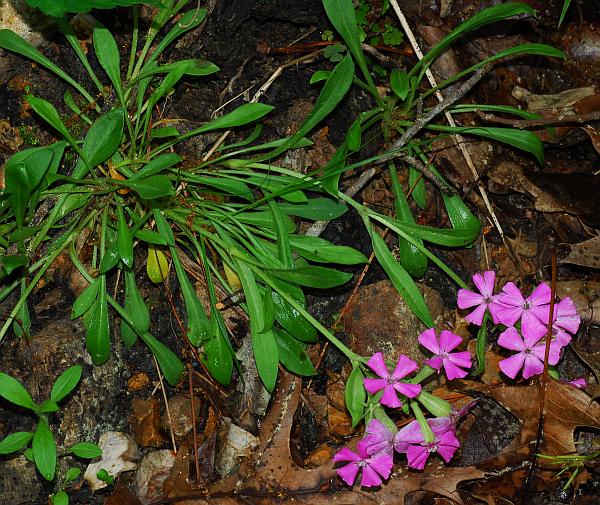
[
  {"x1": 368, "y1": 224, "x2": 434, "y2": 326},
  {"x1": 0, "y1": 432, "x2": 33, "y2": 454},
  {"x1": 50, "y1": 365, "x2": 82, "y2": 403},
  {"x1": 203, "y1": 335, "x2": 233, "y2": 386},
  {"x1": 0, "y1": 255, "x2": 28, "y2": 278},
  {"x1": 274, "y1": 329, "x2": 316, "y2": 376},
  {"x1": 346, "y1": 118, "x2": 362, "y2": 151},
  {"x1": 32, "y1": 418, "x2": 56, "y2": 481},
  {"x1": 64, "y1": 467, "x2": 81, "y2": 484},
  {"x1": 72, "y1": 280, "x2": 98, "y2": 320},
  {"x1": 267, "y1": 265, "x2": 352, "y2": 289},
  {"x1": 135, "y1": 229, "x2": 169, "y2": 245},
  {"x1": 129, "y1": 153, "x2": 182, "y2": 181},
  {"x1": 288, "y1": 235, "x2": 367, "y2": 265},
  {"x1": 26, "y1": 96, "x2": 79, "y2": 151},
  {"x1": 4, "y1": 160, "x2": 30, "y2": 231},
  {"x1": 152, "y1": 209, "x2": 175, "y2": 246},
  {"x1": 390, "y1": 69, "x2": 410, "y2": 100},
  {"x1": 99, "y1": 244, "x2": 120, "y2": 274},
  {"x1": 170, "y1": 248, "x2": 210, "y2": 346},
  {"x1": 124, "y1": 175, "x2": 175, "y2": 199},
  {"x1": 51, "y1": 490, "x2": 68, "y2": 505},
  {"x1": 559, "y1": 0, "x2": 572, "y2": 27},
  {"x1": 272, "y1": 290, "x2": 317, "y2": 343},
  {"x1": 408, "y1": 166, "x2": 426, "y2": 208},
  {"x1": 122, "y1": 267, "x2": 150, "y2": 344},
  {"x1": 93, "y1": 24, "x2": 124, "y2": 104},
  {"x1": 86, "y1": 279, "x2": 110, "y2": 365},
  {"x1": 139, "y1": 332, "x2": 184, "y2": 386},
  {"x1": 252, "y1": 328, "x2": 279, "y2": 392},
  {"x1": 0, "y1": 372, "x2": 37, "y2": 410},
  {"x1": 13, "y1": 296, "x2": 31, "y2": 339},
  {"x1": 132, "y1": 59, "x2": 219, "y2": 85},
  {"x1": 35, "y1": 399, "x2": 60, "y2": 414},
  {"x1": 69, "y1": 441, "x2": 102, "y2": 459},
  {"x1": 24, "y1": 0, "x2": 164, "y2": 17},
  {"x1": 345, "y1": 364, "x2": 366, "y2": 427},
  {"x1": 269, "y1": 198, "x2": 348, "y2": 220},
  {"x1": 232, "y1": 258, "x2": 269, "y2": 333},
  {"x1": 473, "y1": 314, "x2": 489, "y2": 375},
  {"x1": 117, "y1": 207, "x2": 133, "y2": 267},
  {"x1": 310, "y1": 69, "x2": 331, "y2": 84}
]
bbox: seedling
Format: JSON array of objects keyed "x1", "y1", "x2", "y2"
[{"x1": 0, "y1": 365, "x2": 102, "y2": 481}]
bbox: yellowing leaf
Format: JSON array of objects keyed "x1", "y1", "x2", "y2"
[
  {"x1": 147, "y1": 244, "x2": 169, "y2": 283},
  {"x1": 223, "y1": 262, "x2": 242, "y2": 291}
]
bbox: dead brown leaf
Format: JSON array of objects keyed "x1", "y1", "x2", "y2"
[
  {"x1": 561, "y1": 235, "x2": 600, "y2": 270},
  {"x1": 104, "y1": 479, "x2": 142, "y2": 505}
]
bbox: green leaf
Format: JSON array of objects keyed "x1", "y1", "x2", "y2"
[
  {"x1": 417, "y1": 391, "x2": 452, "y2": 417},
  {"x1": 0, "y1": 29, "x2": 93, "y2": 102},
  {"x1": 442, "y1": 193, "x2": 481, "y2": 243},
  {"x1": 310, "y1": 69, "x2": 331, "y2": 84},
  {"x1": 13, "y1": 296, "x2": 31, "y2": 339},
  {"x1": 133, "y1": 59, "x2": 219, "y2": 84},
  {"x1": 135, "y1": 229, "x2": 169, "y2": 245},
  {"x1": 124, "y1": 175, "x2": 175, "y2": 199},
  {"x1": 64, "y1": 466, "x2": 81, "y2": 484},
  {"x1": 345, "y1": 364, "x2": 366, "y2": 427},
  {"x1": 151, "y1": 126, "x2": 180, "y2": 138},
  {"x1": 274, "y1": 329, "x2": 316, "y2": 376},
  {"x1": 411, "y1": 3, "x2": 536, "y2": 78},
  {"x1": 24, "y1": 0, "x2": 164, "y2": 17},
  {"x1": 50, "y1": 365, "x2": 82, "y2": 403},
  {"x1": 368, "y1": 223, "x2": 434, "y2": 326},
  {"x1": 233, "y1": 258, "x2": 270, "y2": 334},
  {"x1": 252, "y1": 328, "x2": 279, "y2": 392},
  {"x1": 139, "y1": 332, "x2": 184, "y2": 386},
  {"x1": 269, "y1": 198, "x2": 348, "y2": 220},
  {"x1": 267, "y1": 265, "x2": 352, "y2": 289},
  {"x1": 93, "y1": 23, "x2": 123, "y2": 104},
  {"x1": 408, "y1": 166, "x2": 426, "y2": 208},
  {"x1": 0, "y1": 372, "x2": 37, "y2": 410},
  {"x1": 321, "y1": 143, "x2": 348, "y2": 195},
  {"x1": 185, "y1": 174, "x2": 253, "y2": 200},
  {"x1": 99, "y1": 244, "x2": 120, "y2": 274},
  {"x1": 72, "y1": 109, "x2": 125, "y2": 178},
  {"x1": 71, "y1": 280, "x2": 98, "y2": 319},
  {"x1": 35, "y1": 399, "x2": 60, "y2": 414},
  {"x1": 473, "y1": 313, "x2": 489, "y2": 375},
  {"x1": 289, "y1": 235, "x2": 367, "y2": 265},
  {"x1": 559, "y1": 0, "x2": 572, "y2": 27},
  {"x1": 86, "y1": 279, "x2": 110, "y2": 365},
  {"x1": 129, "y1": 153, "x2": 182, "y2": 181},
  {"x1": 151, "y1": 208, "x2": 175, "y2": 246},
  {"x1": 51, "y1": 490, "x2": 68, "y2": 505},
  {"x1": 236, "y1": 211, "x2": 296, "y2": 233},
  {"x1": 346, "y1": 118, "x2": 362, "y2": 151},
  {"x1": 380, "y1": 215, "x2": 481, "y2": 247},
  {"x1": 117, "y1": 207, "x2": 133, "y2": 267},
  {"x1": 26, "y1": 95, "x2": 79, "y2": 151},
  {"x1": 170, "y1": 248, "x2": 210, "y2": 346},
  {"x1": 121, "y1": 267, "x2": 150, "y2": 345},
  {"x1": 69, "y1": 441, "x2": 102, "y2": 459},
  {"x1": 4, "y1": 160, "x2": 30, "y2": 231},
  {"x1": 32, "y1": 418, "x2": 56, "y2": 481},
  {"x1": 0, "y1": 432, "x2": 34, "y2": 454},
  {"x1": 203, "y1": 335, "x2": 233, "y2": 386},
  {"x1": 260, "y1": 54, "x2": 354, "y2": 160},
  {"x1": 390, "y1": 68, "x2": 410, "y2": 100},
  {"x1": 271, "y1": 291, "x2": 317, "y2": 343},
  {"x1": 0, "y1": 255, "x2": 28, "y2": 278},
  {"x1": 146, "y1": 9, "x2": 208, "y2": 66}
]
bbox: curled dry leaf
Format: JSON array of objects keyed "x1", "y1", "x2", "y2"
[{"x1": 561, "y1": 235, "x2": 600, "y2": 270}]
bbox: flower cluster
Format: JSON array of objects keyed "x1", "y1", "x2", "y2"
[
  {"x1": 333, "y1": 270, "x2": 582, "y2": 489},
  {"x1": 457, "y1": 271, "x2": 580, "y2": 380}
]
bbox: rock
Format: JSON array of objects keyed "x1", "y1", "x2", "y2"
[
  {"x1": 215, "y1": 418, "x2": 259, "y2": 477},
  {"x1": 83, "y1": 431, "x2": 140, "y2": 491},
  {"x1": 134, "y1": 449, "x2": 176, "y2": 505},
  {"x1": 0, "y1": 0, "x2": 52, "y2": 45},
  {"x1": 131, "y1": 397, "x2": 168, "y2": 448},
  {"x1": 343, "y1": 280, "x2": 446, "y2": 364},
  {"x1": 160, "y1": 394, "x2": 201, "y2": 439}
]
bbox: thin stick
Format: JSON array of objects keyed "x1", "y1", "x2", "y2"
[
  {"x1": 388, "y1": 0, "x2": 522, "y2": 274},
  {"x1": 188, "y1": 364, "x2": 202, "y2": 483},
  {"x1": 154, "y1": 355, "x2": 177, "y2": 453}
]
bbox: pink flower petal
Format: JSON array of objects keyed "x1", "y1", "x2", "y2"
[
  {"x1": 497, "y1": 327, "x2": 526, "y2": 352},
  {"x1": 336, "y1": 462, "x2": 359, "y2": 486},
  {"x1": 447, "y1": 351, "x2": 472, "y2": 369},
  {"x1": 425, "y1": 356, "x2": 443, "y2": 370},
  {"x1": 521, "y1": 354, "x2": 544, "y2": 379},
  {"x1": 473, "y1": 271, "x2": 495, "y2": 298},
  {"x1": 364, "y1": 377, "x2": 386, "y2": 395},
  {"x1": 368, "y1": 452, "x2": 393, "y2": 480},
  {"x1": 527, "y1": 283, "x2": 551, "y2": 306},
  {"x1": 498, "y1": 282, "x2": 525, "y2": 305},
  {"x1": 499, "y1": 353, "x2": 525, "y2": 379},
  {"x1": 406, "y1": 444, "x2": 429, "y2": 469},
  {"x1": 495, "y1": 305, "x2": 523, "y2": 327},
  {"x1": 366, "y1": 352, "x2": 389, "y2": 379},
  {"x1": 333, "y1": 447, "x2": 360, "y2": 463},
  {"x1": 569, "y1": 378, "x2": 587, "y2": 389},
  {"x1": 394, "y1": 420, "x2": 424, "y2": 452},
  {"x1": 391, "y1": 355, "x2": 418, "y2": 381},
  {"x1": 553, "y1": 328, "x2": 572, "y2": 347},
  {"x1": 362, "y1": 420, "x2": 395, "y2": 455},
  {"x1": 464, "y1": 303, "x2": 487, "y2": 326},
  {"x1": 457, "y1": 289, "x2": 484, "y2": 309},
  {"x1": 443, "y1": 359, "x2": 469, "y2": 380},
  {"x1": 437, "y1": 431, "x2": 460, "y2": 462},
  {"x1": 487, "y1": 300, "x2": 505, "y2": 325},
  {"x1": 394, "y1": 382, "x2": 421, "y2": 399},
  {"x1": 418, "y1": 328, "x2": 440, "y2": 354},
  {"x1": 521, "y1": 317, "x2": 547, "y2": 348},
  {"x1": 380, "y1": 384, "x2": 402, "y2": 408},
  {"x1": 359, "y1": 465, "x2": 383, "y2": 487},
  {"x1": 438, "y1": 330, "x2": 463, "y2": 352}
]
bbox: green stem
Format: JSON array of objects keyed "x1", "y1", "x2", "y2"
[
  {"x1": 126, "y1": 6, "x2": 139, "y2": 81},
  {"x1": 410, "y1": 401, "x2": 435, "y2": 444}
]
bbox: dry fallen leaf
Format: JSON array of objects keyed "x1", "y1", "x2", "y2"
[{"x1": 561, "y1": 235, "x2": 600, "y2": 270}]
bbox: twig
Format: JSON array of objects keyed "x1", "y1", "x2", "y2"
[
  {"x1": 388, "y1": 0, "x2": 523, "y2": 274},
  {"x1": 188, "y1": 364, "x2": 202, "y2": 484},
  {"x1": 476, "y1": 109, "x2": 600, "y2": 128},
  {"x1": 153, "y1": 355, "x2": 177, "y2": 453}
]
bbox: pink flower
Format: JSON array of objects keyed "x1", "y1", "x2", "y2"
[
  {"x1": 363, "y1": 353, "x2": 421, "y2": 408},
  {"x1": 495, "y1": 282, "x2": 550, "y2": 329},
  {"x1": 539, "y1": 297, "x2": 581, "y2": 347},
  {"x1": 418, "y1": 329, "x2": 472, "y2": 380},
  {"x1": 333, "y1": 441, "x2": 393, "y2": 487},
  {"x1": 497, "y1": 322, "x2": 561, "y2": 380},
  {"x1": 361, "y1": 419, "x2": 395, "y2": 456},
  {"x1": 568, "y1": 377, "x2": 587, "y2": 389},
  {"x1": 393, "y1": 420, "x2": 460, "y2": 470},
  {"x1": 457, "y1": 271, "x2": 503, "y2": 325}
]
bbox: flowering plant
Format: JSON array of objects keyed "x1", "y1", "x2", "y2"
[{"x1": 333, "y1": 270, "x2": 583, "y2": 488}]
